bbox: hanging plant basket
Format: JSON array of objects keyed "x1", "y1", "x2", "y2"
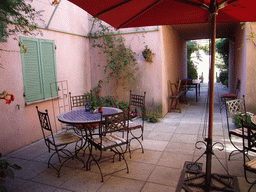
[{"x1": 142, "y1": 46, "x2": 153, "y2": 62}]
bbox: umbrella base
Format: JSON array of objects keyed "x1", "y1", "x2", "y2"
[{"x1": 176, "y1": 161, "x2": 240, "y2": 192}]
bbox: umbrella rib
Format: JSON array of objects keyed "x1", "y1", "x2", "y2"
[
  {"x1": 95, "y1": 0, "x2": 134, "y2": 17},
  {"x1": 218, "y1": 0, "x2": 238, "y2": 10},
  {"x1": 118, "y1": 0, "x2": 162, "y2": 28},
  {"x1": 174, "y1": 0, "x2": 209, "y2": 10}
]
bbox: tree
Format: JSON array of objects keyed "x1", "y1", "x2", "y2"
[{"x1": 0, "y1": 0, "x2": 43, "y2": 41}]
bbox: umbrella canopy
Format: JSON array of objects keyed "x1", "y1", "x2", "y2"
[{"x1": 68, "y1": 0, "x2": 256, "y2": 29}]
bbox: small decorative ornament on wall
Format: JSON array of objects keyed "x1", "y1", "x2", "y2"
[{"x1": 142, "y1": 45, "x2": 154, "y2": 63}]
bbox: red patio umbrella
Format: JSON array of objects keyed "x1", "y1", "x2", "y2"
[{"x1": 67, "y1": 0, "x2": 256, "y2": 191}]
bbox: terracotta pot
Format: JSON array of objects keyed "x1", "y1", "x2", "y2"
[{"x1": 98, "y1": 107, "x2": 103, "y2": 113}]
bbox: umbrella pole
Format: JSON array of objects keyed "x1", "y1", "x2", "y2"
[{"x1": 205, "y1": 7, "x2": 216, "y2": 191}]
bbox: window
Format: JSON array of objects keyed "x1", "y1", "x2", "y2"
[{"x1": 20, "y1": 37, "x2": 58, "y2": 103}]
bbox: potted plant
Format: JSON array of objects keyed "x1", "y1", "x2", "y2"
[{"x1": 142, "y1": 45, "x2": 154, "y2": 62}]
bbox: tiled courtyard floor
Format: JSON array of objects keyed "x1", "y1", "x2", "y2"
[{"x1": 2, "y1": 83, "x2": 255, "y2": 191}]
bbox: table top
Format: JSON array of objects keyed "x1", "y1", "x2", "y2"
[
  {"x1": 251, "y1": 115, "x2": 256, "y2": 125},
  {"x1": 58, "y1": 107, "x2": 122, "y2": 124}
]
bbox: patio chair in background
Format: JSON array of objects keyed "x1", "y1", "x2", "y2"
[
  {"x1": 69, "y1": 91, "x2": 92, "y2": 110},
  {"x1": 225, "y1": 97, "x2": 256, "y2": 160},
  {"x1": 69, "y1": 91, "x2": 99, "y2": 155},
  {"x1": 127, "y1": 90, "x2": 146, "y2": 158},
  {"x1": 168, "y1": 79, "x2": 182, "y2": 113},
  {"x1": 179, "y1": 78, "x2": 188, "y2": 104},
  {"x1": 220, "y1": 78, "x2": 241, "y2": 111},
  {"x1": 86, "y1": 111, "x2": 129, "y2": 182},
  {"x1": 36, "y1": 106, "x2": 85, "y2": 177},
  {"x1": 242, "y1": 115, "x2": 256, "y2": 192}
]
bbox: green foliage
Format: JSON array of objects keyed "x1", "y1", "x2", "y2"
[
  {"x1": 0, "y1": 153, "x2": 21, "y2": 191},
  {"x1": 114, "y1": 100, "x2": 130, "y2": 111},
  {"x1": 216, "y1": 38, "x2": 229, "y2": 70},
  {"x1": 0, "y1": 0, "x2": 43, "y2": 40},
  {"x1": 219, "y1": 70, "x2": 228, "y2": 85},
  {"x1": 187, "y1": 41, "x2": 200, "y2": 79},
  {"x1": 89, "y1": 94, "x2": 98, "y2": 112},
  {"x1": 145, "y1": 105, "x2": 162, "y2": 123},
  {"x1": 101, "y1": 95, "x2": 117, "y2": 107},
  {"x1": 187, "y1": 60, "x2": 198, "y2": 79},
  {"x1": 233, "y1": 112, "x2": 254, "y2": 128},
  {"x1": 88, "y1": 18, "x2": 138, "y2": 87}
]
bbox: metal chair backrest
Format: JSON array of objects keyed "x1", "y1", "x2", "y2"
[
  {"x1": 69, "y1": 91, "x2": 92, "y2": 110},
  {"x1": 36, "y1": 106, "x2": 55, "y2": 146},
  {"x1": 130, "y1": 90, "x2": 146, "y2": 108},
  {"x1": 102, "y1": 111, "x2": 128, "y2": 134},
  {"x1": 225, "y1": 99, "x2": 244, "y2": 118},
  {"x1": 130, "y1": 90, "x2": 146, "y2": 119}
]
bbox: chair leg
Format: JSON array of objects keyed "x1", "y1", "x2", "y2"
[{"x1": 128, "y1": 130, "x2": 144, "y2": 158}]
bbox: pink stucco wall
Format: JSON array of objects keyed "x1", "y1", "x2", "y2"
[
  {"x1": 0, "y1": 0, "x2": 91, "y2": 155},
  {"x1": 89, "y1": 25, "x2": 187, "y2": 116},
  {"x1": 160, "y1": 26, "x2": 187, "y2": 116},
  {"x1": 245, "y1": 23, "x2": 256, "y2": 113},
  {"x1": 90, "y1": 27, "x2": 164, "y2": 110}
]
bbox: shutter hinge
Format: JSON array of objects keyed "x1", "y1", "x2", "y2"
[{"x1": 23, "y1": 92, "x2": 26, "y2": 97}]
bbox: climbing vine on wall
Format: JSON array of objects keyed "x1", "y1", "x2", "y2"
[{"x1": 88, "y1": 18, "x2": 139, "y2": 89}]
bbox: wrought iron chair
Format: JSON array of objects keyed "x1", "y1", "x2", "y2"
[
  {"x1": 86, "y1": 111, "x2": 129, "y2": 182},
  {"x1": 242, "y1": 114, "x2": 256, "y2": 191},
  {"x1": 69, "y1": 91, "x2": 99, "y2": 128},
  {"x1": 127, "y1": 90, "x2": 146, "y2": 157},
  {"x1": 69, "y1": 91, "x2": 92, "y2": 110},
  {"x1": 69, "y1": 91, "x2": 99, "y2": 155},
  {"x1": 220, "y1": 78, "x2": 241, "y2": 111},
  {"x1": 225, "y1": 98, "x2": 256, "y2": 160},
  {"x1": 169, "y1": 79, "x2": 181, "y2": 113},
  {"x1": 179, "y1": 78, "x2": 188, "y2": 104},
  {"x1": 36, "y1": 106, "x2": 85, "y2": 177}
]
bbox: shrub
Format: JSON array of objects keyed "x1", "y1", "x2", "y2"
[{"x1": 219, "y1": 70, "x2": 228, "y2": 85}]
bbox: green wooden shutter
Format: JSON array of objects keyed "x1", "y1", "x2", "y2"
[
  {"x1": 40, "y1": 40, "x2": 58, "y2": 98},
  {"x1": 20, "y1": 37, "x2": 43, "y2": 102}
]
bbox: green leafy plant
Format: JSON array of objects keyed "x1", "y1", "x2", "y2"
[
  {"x1": 0, "y1": 0, "x2": 44, "y2": 41},
  {"x1": 101, "y1": 95, "x2": 117, "y2": 107},
  {"x1": 114, "y1": 100, "x2": 130, "y2": 111},
  {"x1": 0, "y1": 153, "x2": 21, "y2": 192},
  {"x1": 233, "y1": 112, "x2": 254, "y2": 128},
  {"x1": 89, "y1": 94, "x2": 98, "y2": 112},
  {"x1": 88, "y1": 18, "x2": 138, "y2": 90},
  {"x1": 145, "y1": 105, "x2": 162, "y2": 123}
]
